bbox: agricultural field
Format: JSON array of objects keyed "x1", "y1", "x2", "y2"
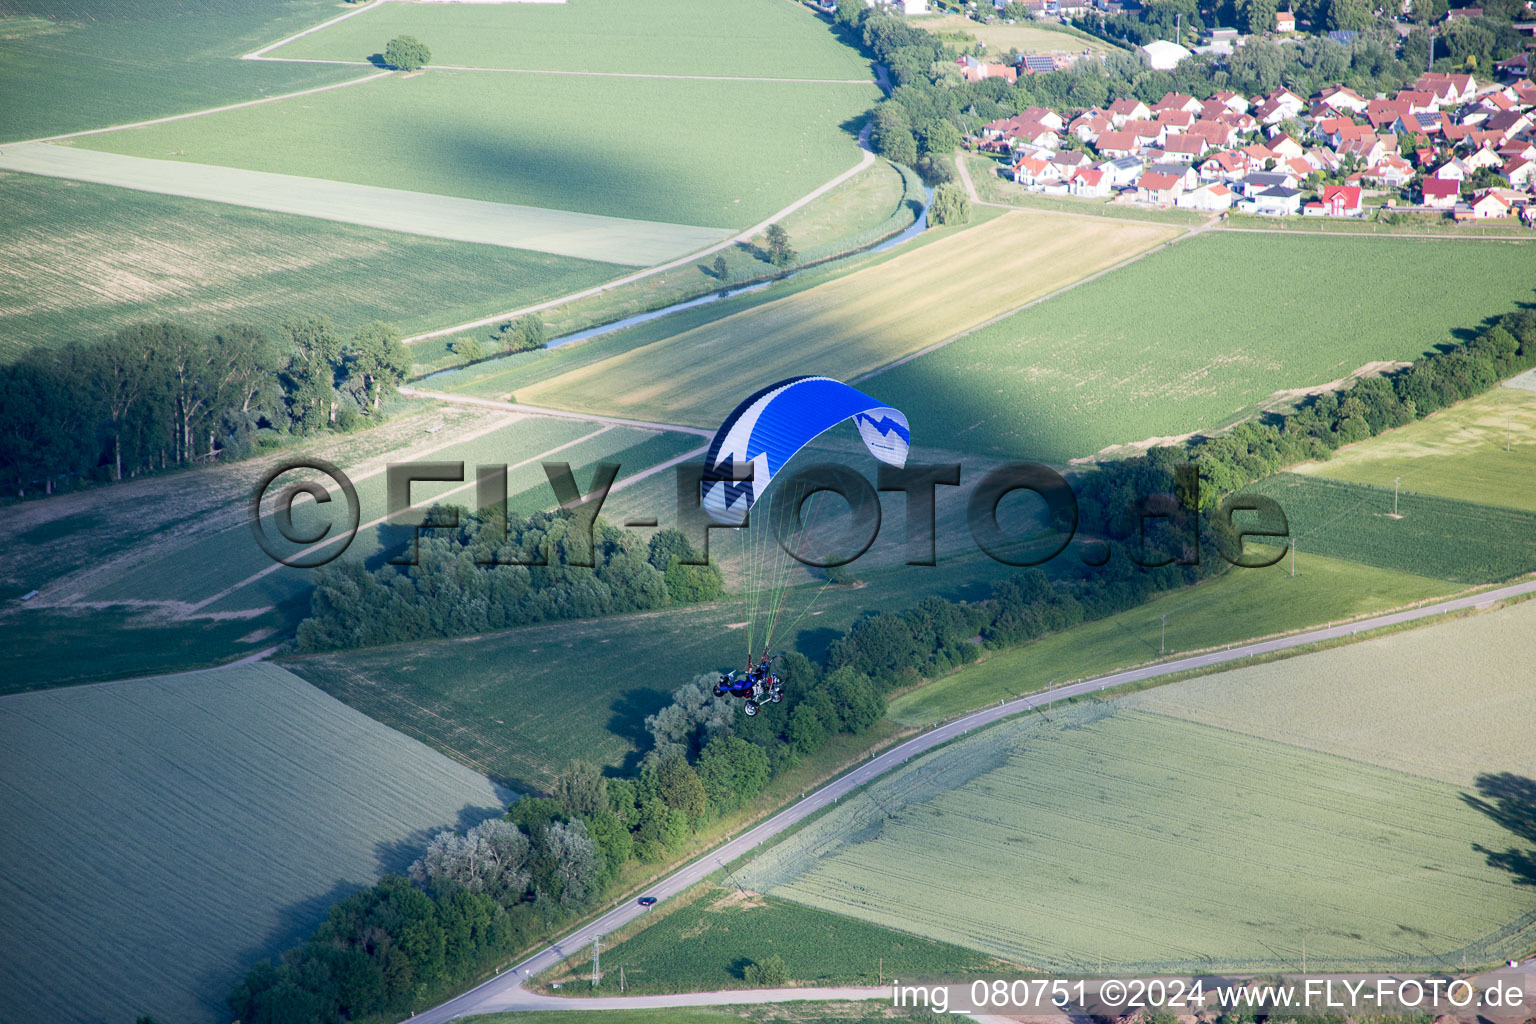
[
  {"x1": 887, "y1": 548, "x2": 1457, "y2": 726},
  {"x1": 282, "y1": 548, "x2": 1019, "y2": 790},
  {"x1": 0, "y1": 662, "x2": 510, "y2": 1024},
  {"x1": 506, "y1": 211, "x2": 1182, "y2": 424},
  {"x1": 1296, "y1": 386, "x2": 1536, "y2": 513},
  {"x1": 1130, "y1": 597, "x2": 1536, "y2": 788},
  {"x1": 411, "y1": 159, "x2": 925, "y2": 370},
  {"x1": 0, "y1": 170, "x2": 623, "y2": 358},
  {"x1": 868, "y1": 233, "x2": 1536, "y2": 463},
  {"x1": 738, "y1": 703, "x2": 1536, "y2": 972},
  {"x1": 915, "y1": 12, "x2": 1118, "y2": 54},
  {"x1": 540, "y1": 885, "x2": 1017, "y2": 994},
  {"x1": 0, "y1": 0, "x2": 358, "y2": 141},
  {"x1": 68, "y1": 70, "x2": 878, "y2": 228},
  {"x1": 0, "y1": 406, "x2": 702, "y2": 690},
  {"x1": 266, "y1": 0, "x2": 873, "y2": 80},
  {"x1": 1242, "y1": 473, "x2": 1536, "y2": 584}
]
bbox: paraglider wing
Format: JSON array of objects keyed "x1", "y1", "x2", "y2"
[{"x1": 701, "y1": 376, "x2": 910, "y2": 525}]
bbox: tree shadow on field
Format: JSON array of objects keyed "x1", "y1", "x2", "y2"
[
  {"x1": 1463, "y1": 772, "x2": 1536, "y2": 887},
  {"x1": 838, "y1": 112, "x2": 867, "y2": 144},
  {"x1": 786, "y1": 625, "x2": 842, "y2": 663},
  {"x1": 366, "y1": 52, "x2": 389, "y2": 68},
  {"x1": 211, "y1": 878, "x2": 359, "y2": 1005},
  {"x1": 608, "y1": 687, "x2": 673, "y2": 773},
  {"x1": 372, "y1": 802, "x2": 508, "y2": 876}
]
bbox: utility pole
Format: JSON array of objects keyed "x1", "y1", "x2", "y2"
[
  {"x1": 592, "y1": 935, "x2": 602, "y2": 988},
  {"x1": 1290, "y1": 539, "x2": 1296, "y2": 578},
  {"x1": 620, "y1": 964, "x2": 626, "y2": 993},
  {"x1": 1159, "y1": 613, "x2": 1168, "y2": 655},
  {"x1": 1301, "y1": 936, "x2": 1306, "y2": 974},
  {"x1": 1393, "y1": 476, "x2": 1401, "y2": 516}
]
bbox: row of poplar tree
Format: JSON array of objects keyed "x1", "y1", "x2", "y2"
[{"x1": 0, "y1": 317, "x2": 409, "y2": 496}]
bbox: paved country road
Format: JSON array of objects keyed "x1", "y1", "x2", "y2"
[{"x1": 410, "y1": 576, "x2": 1536, "y2": 1022}]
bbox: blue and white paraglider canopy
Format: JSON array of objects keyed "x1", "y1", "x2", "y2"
[{"x1": 701, "y1": 376, "x2": 910, "y2": 526}]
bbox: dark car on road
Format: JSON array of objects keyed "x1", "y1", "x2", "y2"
[{"x1": 637, "y1": 896, "x2": 657, "y2": 906}]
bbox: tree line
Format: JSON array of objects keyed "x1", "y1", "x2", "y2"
[
  {"x1": 0, "y1": 318, "x2": 409, "y2": 497},
  {"x1": 296, "y1": 519, "x2": 724, "y2": 652},
  {"x1": 229, "y1": 308, "x2": 1533, "y2": 1022}
]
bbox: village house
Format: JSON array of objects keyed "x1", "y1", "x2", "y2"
[
  {"x1": 1250, "y1": 185, "x2": 1302, "y2": 215},
  {"x1": 1421, "y1": 177, "x2": 1460, "y2": 208},
  {"x1": 1469, "y1": 190, "x2": 1513, "y2": 218},
  {"x1": 1161, "y1": 133, "x2": 1209, "y2": 162},
  {"x1": 1175, "y1": 182, "x2": 1235, "y2": 210},
  {"x1": 1137, "y1": 170, "x2": 1188, "y2": 204},
  {"x1": 1320, "y1": 184, "x2": 1364, "y2": 216},
  {"x1": 956, "y1": 54, "x2": 1017, "y2": 84},
  {"x1": 1067, "y1": 166, "x2": 1112, "y2": 196},
  {"x1": 1093, "y1": 130, "x2": 1139, "y2": 158},
  {"x1": 1107, "y1": 97, "x2": 1151, "y2": 127},
  {"x1": 1098, "y1": 155, "x2": 1144, "y2": 188}
]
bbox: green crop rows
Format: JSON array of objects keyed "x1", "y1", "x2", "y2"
[
  {"x1": 869, "y1": 233, "x2": 1536, "y2": 463},
  {"x1": 0, "y1": 171, "x2": 622, "y2": 359},
  {"x1": 1244, "y1": 473, "x2": 1536, "y2": 584},
  {"x1": 740, "y1": 705, "x2": 1536, "y2": 973},
  {"x1": 0, "y1": 663, "x2": 507, "y2": 1024},
  {"x1": 0, "y1": 0, "x2": 358, "y2": 141},
  {"x1": 1130, "y1": 597, "x2": 1536, "y2": 788},
  {"x1": 570, "y1": 887, "x2": 1016, "y2": 994},
  {"x1": 72, "y1": 70, "x2": 878, "y2": 229},
  {"x1": 268, "y1": 0, "x2": 871, "y2": 80}
]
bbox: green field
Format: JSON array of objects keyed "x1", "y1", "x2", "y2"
[
  {"x1": 70, "y1": 70, "x2": 877, "y2": 228},
  {"x1": 887, "y1": 549, "x2": 1456, "y2": 726},
  {"x1": 1296, "y1": 386, "x2": 1536, "y2": 513},
  {"x1": 1244, "y1": 473, "x2": 1536, "y2": 584},
  {"x1": 868, "y1": 233, "x2": 1536, "y2": 463},
  {"x1": 0, "y1": 0, "x2": 359, "y2": 141},
  {"x1": 268, "y1": 0, "x2": 872, "y2": 80},
  {"x1": 0, "y1": 662, "x2": 509, "y2": 1024},
  {"x1": 915, "y1": 13, "x2": 1118, "y2": 54},
  {"x1": 0, "y1": 170, "x2": 622, "y2": 358},
  {"x1": 542, "y1": 886, "x2": 1017, "y2": 994},
  {"x1": 412, "y1": 159, "x2": 925, "y2": 371},
  {"x1": 508, "y1": 212, "x2": 1181, "y2": 424},
  {"x1": 1130, "y1": 597, "x2": 1536, "y2": 788},
  {"x1": 280, "y1": 550, "x2": 1019, "y2": 790},
  {"x1": 0, "y1": 409, "x2": 702, "y2": 690},
  {"x1": 738, "y1": 704, "x2": 1536, "y2": 972}
]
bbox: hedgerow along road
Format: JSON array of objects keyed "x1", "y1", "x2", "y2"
[{"x1": 409, "y1": 575, "x2": 1536, "y2": 1022}]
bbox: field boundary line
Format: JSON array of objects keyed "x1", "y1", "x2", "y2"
[
  {"x1": 851, "y1": 216, "x2": 1204, "y2": 386},
  {"x1": 43, "y1": 408, "x2": 526, "y2": 610},
  {"x1": 409, "y1": 575, "x2": 1536, "y2": 1022},
  {"x1": 399, "y1": 388, "x2": 712, "y2": 437},
  {"x1": 1212, "y1": 226, "x2": 1536, "y2": 242},
  {"x1": 401, "y1": 124, "x2": 875, "y2": 344},
  {"x1": 243, "y1": 0, "x2": 389, "y2": 60},
  {"x1": 5, "y1": 71, "x2": 391, "y2": 147},
  {"x1": 183, "y1": 422, "x2": 613, "y2": 616},
  {"x1": 248, "y1": 55, "x2": 874, "y2": 84}
]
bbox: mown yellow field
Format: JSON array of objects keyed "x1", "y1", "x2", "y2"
[
  {"x1": 916, "y1": 13, "x2": 1117, "y2": 54},
  {"x1": 1296, "y1": 386, "x2": 1536, "y2": 512},
  {"x1": 515, "y1": 211, "x2": 1181, "y2": 426}
]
